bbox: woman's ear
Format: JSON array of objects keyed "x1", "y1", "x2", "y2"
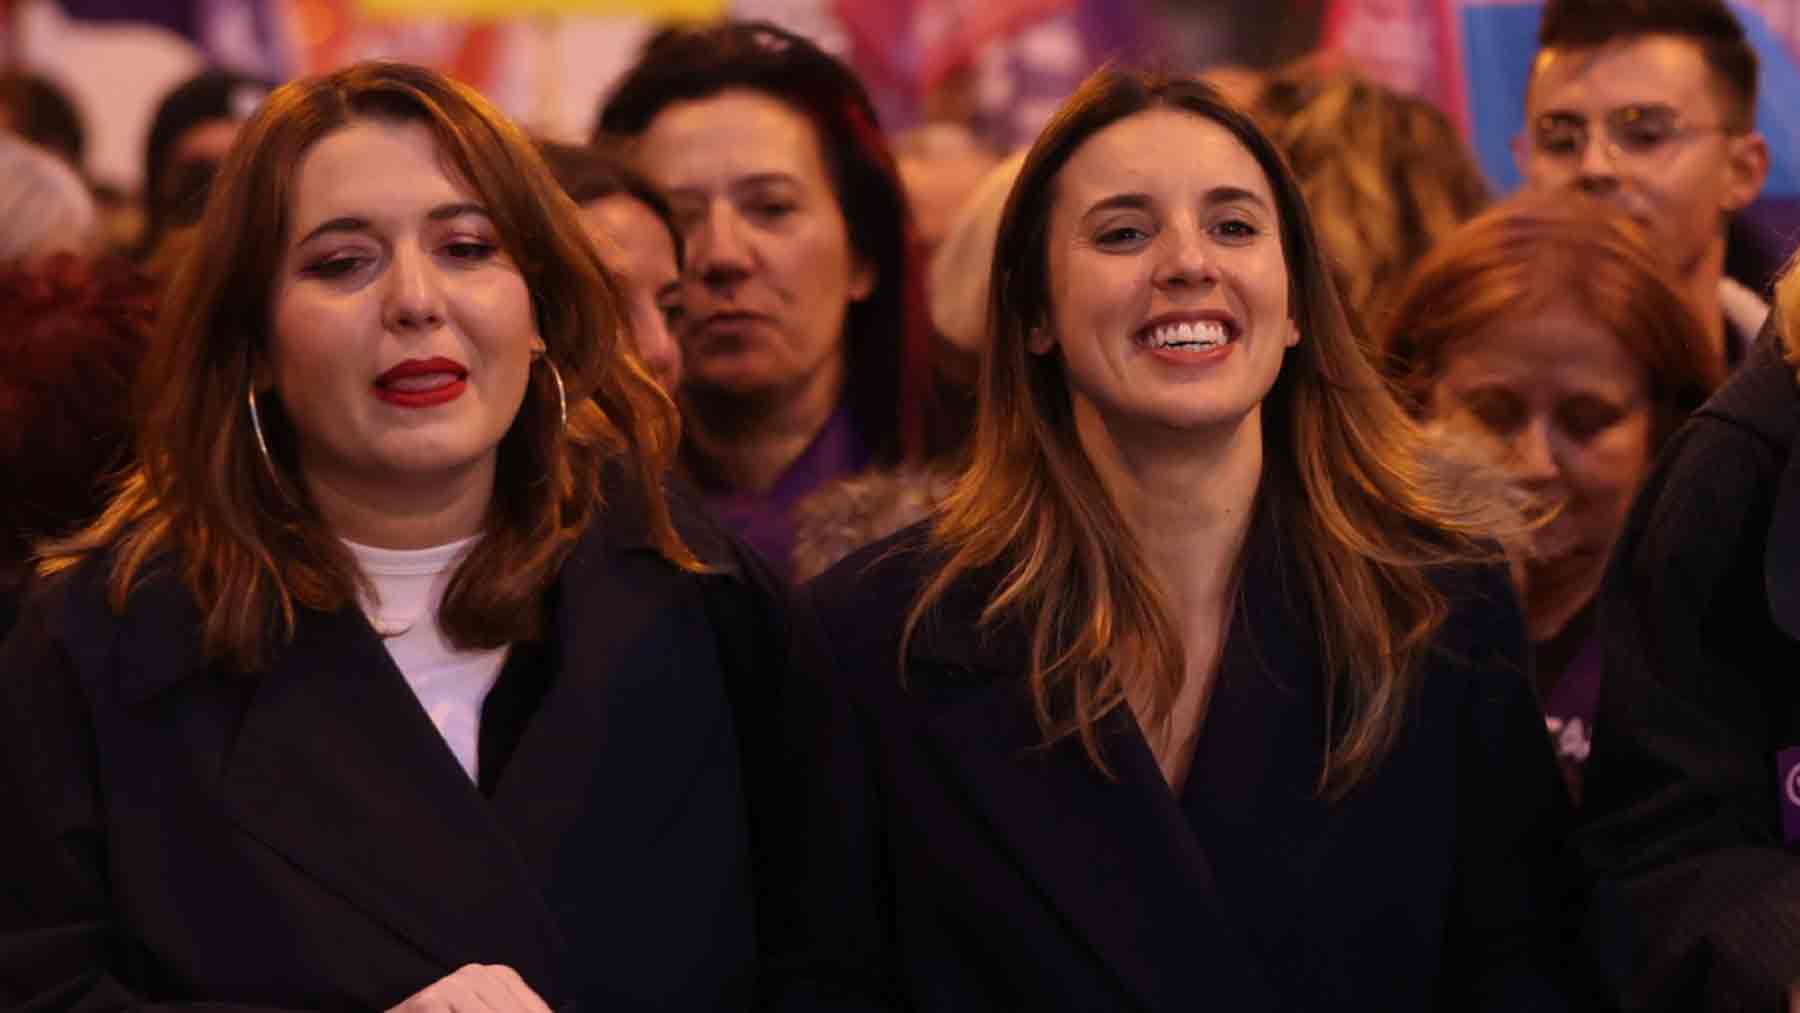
[
  {"x1": 848, "y1": 253, "x2": 876, "y2": 303},
  {"x1": 1027, "y1": 324, "x2": 1055, "y2": 355}
]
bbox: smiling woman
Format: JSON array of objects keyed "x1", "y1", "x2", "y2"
[
  {"x1": 770, "y1": 67, "x2": 1577, "y2": 1011},
  {"x1": 0, "y1": 61, "x2": 786, "y2": 1013}
]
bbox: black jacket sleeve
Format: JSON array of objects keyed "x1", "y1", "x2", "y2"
[{"x1": 1579, "y1": 418, "x2": 1800, "y2": 1013}]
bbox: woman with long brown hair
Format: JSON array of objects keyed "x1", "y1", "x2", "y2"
[
  {"x1": 0, "y1": 62, "x2": 781, "y2": 1011},
  {"x1": 771, "y1": 68, "x2": 1572, "y2": 1011}
]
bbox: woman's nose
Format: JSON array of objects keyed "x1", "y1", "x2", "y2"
[{"x1": 382, "y1": 244, "x2": 445, "y2": 333}]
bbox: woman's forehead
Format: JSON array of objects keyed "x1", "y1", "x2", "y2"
[{"x1": 1053, "y1": 110, "x2": 1276, "y2": 215}]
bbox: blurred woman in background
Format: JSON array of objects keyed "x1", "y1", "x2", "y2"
[
  {"x1": 1383, "y1": 192, "x2": 1721, "y2": 799},
  {"x1": 538, "y1": 138, "x2": 685, "y2": 391},
  {"x1": 132, "y1": 69, "x2": 271, "y2": 266},
  {"x1": 597, "y1": 21, "x2": 937, "y2": 579},
  {"x1": 1253, "y1": 62, "x2": 1491, "y2": 336}
]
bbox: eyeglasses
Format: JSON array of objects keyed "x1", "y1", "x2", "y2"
[{"x1": 1525, "y1": 104, "x2": 1737, "y2": 167}]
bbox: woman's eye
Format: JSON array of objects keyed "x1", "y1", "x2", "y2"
[
  {"x1": 443, "y1": 239, "x2": 497, "y2": 261},
  {"x1": 302, "y1": 255, "x2": 364, "y2": 279},
  {"x1": 1095, "y1": 225, "x2": 1149, "y2": 248},
  {"x1": 1558, "y1": 400, "x2": 1626, "y2": 441},
  {"x1": 1462, "y1": 392, "x2": 1524, "y2": 435},
  {"x1": 750, "y1": 201, "x2": 796, "y2": 221},
  {"x1": 660, "y1": 301, "x2": 687, "y2": 328},
  {"x1": 1212, "y1": 218, "x2": 1259, "y2": 242}
]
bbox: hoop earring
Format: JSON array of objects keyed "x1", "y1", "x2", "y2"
[
  {"x1": 246, "y1": 385, "x2": 284, "y2": 489},
  {"x1": 543, "y1": 357, "x2": 568, "y2": 432}
]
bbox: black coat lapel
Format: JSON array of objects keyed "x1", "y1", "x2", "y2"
[
  {"x1": 488, "y1": 534, "x2": 737, "y2": 890},
  {"x1": 219, "y1": 604, "x2": 563, "y2": 986},
  {"x1": 913, "y1": 594, "x2": 1281, "y2": 1012}
]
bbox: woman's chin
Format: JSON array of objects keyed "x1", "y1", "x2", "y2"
[{"x1": 1520, "y1": 542, "x2": 1609, "y2": 630}]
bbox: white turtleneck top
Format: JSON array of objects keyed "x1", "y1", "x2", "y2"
[{"x1": 344, "y1": 535, "x2": 508, "y2": 782}]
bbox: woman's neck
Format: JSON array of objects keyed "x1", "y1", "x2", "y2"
[
  {"x1": 302, "y1": 455, "x2": 493, "y2": 550},
  {"x1": 682, "y1": 354, "x2": 846, "y2": 494},
  {"x1": 1074, "y1": 400, "x2": 1264, "y2": 791},
  {"x1": 1075, "y1": 400, "x2": 1263, "y2": 616}
]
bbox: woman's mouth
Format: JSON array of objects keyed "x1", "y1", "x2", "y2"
[
  {"x1": 374, "y1": 358, "x2": 468, "y2": 407},
  {"x1": 1140, "y1": 319, "x2": 1232, "y2": 351},
  {"x1": 1134, "y1": 314, "x2": 1240, "y2": 363}
]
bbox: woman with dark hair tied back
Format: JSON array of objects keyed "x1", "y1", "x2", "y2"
[
  {"x1": 0, "y1": 61, "x2": 783, "y2": 1012},
  {"x1": 597, "y1": 21, "x2": 936, "y2": 580},
  {"x1": 771, "y1": 68, "x2": 1574, "y2": 1012}
]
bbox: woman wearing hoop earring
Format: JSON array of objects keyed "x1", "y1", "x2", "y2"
[{"x1": 0, "y1": 62, "x2": 784, "y2": 1012}]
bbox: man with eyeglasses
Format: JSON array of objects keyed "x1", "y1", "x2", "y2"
[{"x1": 1518, "y1": 0, "x2": 1770, "y2": 375}]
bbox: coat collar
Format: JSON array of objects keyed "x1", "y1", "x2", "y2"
[
  {"x1": 218, "y1": 601, "x2": 567, "y2": 991},
  {"x1": 98, "y1": 465, "x2": 719, "y2": 706},
  {"x1": 901, "y1": 522, "x2": 1296, "y2": 1012}
]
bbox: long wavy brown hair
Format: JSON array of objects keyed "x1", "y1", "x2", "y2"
[
  {"x1": 43, "y1": 61, "x2": 697, "y2": 671},
  {"x1": 904, "y1": 69, "x2": 1504, "y2": 798},
  {"x1": 1253, "y1": 63, "x2": 1491, "y2": 336}
]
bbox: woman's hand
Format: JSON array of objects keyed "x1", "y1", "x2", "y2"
[{"x1": 388, "y1": 964, "x2": 553, "y2": 1013}]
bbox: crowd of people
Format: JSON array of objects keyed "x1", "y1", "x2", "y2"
[{"x1": 0, "y1": 0, "x2": 1796, "y2": 1010}]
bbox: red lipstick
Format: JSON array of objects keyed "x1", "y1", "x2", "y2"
[{"x1": 374, "y1": 357, "x2": 468, "y2": 408}]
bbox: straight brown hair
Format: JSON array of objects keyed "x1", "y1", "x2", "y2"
[
  {"x1": 904, "y1": 68, "x2": 1505, "y2": 798},
  {"x1": 43, "y1": 61, "x2": 698, "y2": 671}
]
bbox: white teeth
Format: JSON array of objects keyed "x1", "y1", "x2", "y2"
[{"x1": 1145, "y1": 320, "x2": 1228, "y2": 349}]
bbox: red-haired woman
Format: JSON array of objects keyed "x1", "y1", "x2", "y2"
[
  {"x1": 0, "y1": 62, "x2": 781, "y2": 1012},
  {"x1": 1383, "y1": 192, "x2": 1722, "y2": 800},
  {"x1": 767, "y1": 68, "x2": 1573, "y2": 1011}
]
